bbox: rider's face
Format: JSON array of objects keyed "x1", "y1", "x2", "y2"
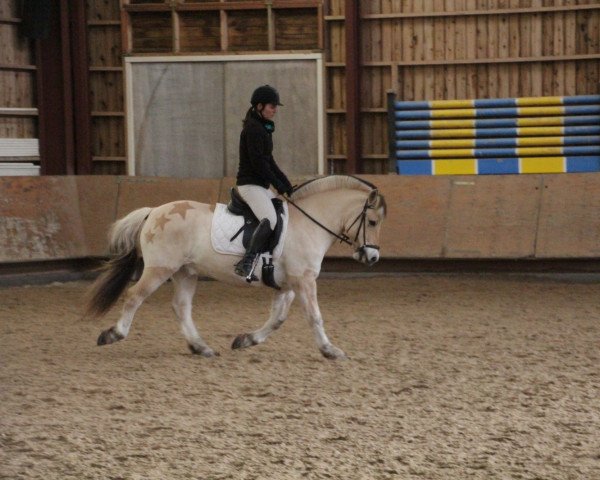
[{"x1": 258, "y1": 103, "x2": 277, "y2": 120}]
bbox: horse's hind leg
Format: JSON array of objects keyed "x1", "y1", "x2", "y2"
[
  {"x1": 97, "y1": 266, "x2": 174, "y2": 346},
  {"x1": 232, "y1": 289, "x2": 295, "y2": 350},
  {"x1": 171, "y1": 269, "x2": 217, "y2": 357}
]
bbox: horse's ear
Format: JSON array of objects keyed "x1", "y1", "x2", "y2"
[{"x1": 367, "y1": 189, "x2": 378, "y2": 206}]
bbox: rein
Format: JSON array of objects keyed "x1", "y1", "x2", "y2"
[
  {"x1": 285, "y1": 197, "x2": 352, "y2": 246},
  {"x1": 285, "y1": 193, "x2": 380, "y2": 253}
]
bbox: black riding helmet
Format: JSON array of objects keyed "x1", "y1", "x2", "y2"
[{"x1": 250, "y1": 85, "x2": 283, "y2": 106}]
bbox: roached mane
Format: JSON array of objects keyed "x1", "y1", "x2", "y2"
[{"x1": 289, "y1": 175, "x2": 376, "y2": 201}]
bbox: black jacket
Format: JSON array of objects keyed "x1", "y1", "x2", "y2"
[{"x1": 236, "y1": 110, "x2": 293, "y2": 195}]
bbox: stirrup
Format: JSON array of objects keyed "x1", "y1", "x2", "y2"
[{"x1": 234, "y1": 255, "x2": 259, "y2": 282}]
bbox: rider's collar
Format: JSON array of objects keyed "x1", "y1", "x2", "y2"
[{"x1": 251, "y1": 109, "x2": 275, "y2": 133}]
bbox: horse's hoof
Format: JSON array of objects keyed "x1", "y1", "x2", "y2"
[
  {"x1": 188, "y1": 344, "x2": 219, "y2": 357},
  {"x1": 231, "y1": 333, "x2": 258, "y2": 350},
  {"x1": 97, "y1": 327, "x2": 124, "y2": 346},
  {"x1": 320, "y1": 345, "x2": 348, "y2": 360}
]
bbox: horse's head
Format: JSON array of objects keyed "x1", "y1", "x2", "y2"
[
  {"x1": 288, "y1": 176, "x2": 387, "y2": 266},
  {"x1": 345, "y1": 189, "x2": 387, "y2": 266}
]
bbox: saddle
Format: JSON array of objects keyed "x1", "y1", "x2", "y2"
[{"x1": 227, "y1": 188, "x2": 285, "y2": 289}]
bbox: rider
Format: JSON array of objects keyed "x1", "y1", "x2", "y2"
[{"x1": 234, "y1": 85, "x2": 294, "y2": 279}]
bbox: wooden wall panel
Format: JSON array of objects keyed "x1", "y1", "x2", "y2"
[
  {"x1": 90, "y1": 72, "x2": 123, "y2": 112},
  {"x1": 0, "y1": 23, "x2": 33, "y2": 65},
  {"x1": 326, "y1": 21, "x2": 345, "y2": 62},
  {"x1": 130, "y1": 12, "x2": 173, "y2": 52},
  {"x1": 94, "y1": 1, "x2": 600, "y2": 176},
  {"x1": 86, "y1": 0, "x2": 121, "y2": 20},
  {"x1": 88, "y1": 0, "x2": 126, "y2": 174},
  {"x1": 324, "y1": 1, "x2": 600, "y2": 173},
  {"x1": 179, "y1": 12, "x2": 221, "y2": 52},
  {"x1": 0, "y1": 118, "x2": 36, "y2": 138},
  {"x1": 91, "y1": 117, "x2": 125, "y2": 159},
  {"x1": 0, "y1": 71, "x2": 35, "y2": 108},
  {"x1": 1, "y1": 0, "x2": 37, "y2": 142},
  {"x1": 274, "y1": 9, "x2": 319, "y2": 50},
  {"x1": 227, "y1": 10, "x2": 269, "y2": 51},
  {"x1": 88, "y1": 27, "x2": 122, "y2": 67}
]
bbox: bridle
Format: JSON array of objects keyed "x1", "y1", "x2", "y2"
[{"x1": 285, "y1": 191, "x2": 381, "y2": 257}]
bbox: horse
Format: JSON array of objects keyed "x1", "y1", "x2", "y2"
[{"x1": 86, "y1": 175, "x2": 387, "y2": 360}]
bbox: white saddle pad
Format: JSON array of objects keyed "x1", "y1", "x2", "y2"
[{"x1": 210, "y1": 203, "x2": 288, "y2": 258}]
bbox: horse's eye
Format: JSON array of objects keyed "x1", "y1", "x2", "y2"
[{"x1": 368, "y1": 220, "x2": 377, "y2": 227}]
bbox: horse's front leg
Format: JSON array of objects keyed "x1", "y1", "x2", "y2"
[
  {"x1": 232, "y1": 289, "x2": 295, "y2": 350},
  {"x1": 294, "y1": 274, "x2": 347, "y2": 360}
]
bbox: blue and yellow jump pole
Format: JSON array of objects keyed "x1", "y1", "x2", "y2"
[{"x1": 387, "y1": 91, "x2": 600, "y2": 175}]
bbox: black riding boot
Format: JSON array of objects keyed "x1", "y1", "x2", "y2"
[{"x1": 234, "y1": 218, "x2": 272, "y2": 281}]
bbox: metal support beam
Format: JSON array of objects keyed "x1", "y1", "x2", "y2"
[
  {"x1": 35, "y1": 0, "x2": 91, "y2": 175},
  {"x1": 344, "y1": 0, "x2": 361, "y2": 173},
  {"x1": 70, "y1": 0, "x2": 92, "y2": 174}
]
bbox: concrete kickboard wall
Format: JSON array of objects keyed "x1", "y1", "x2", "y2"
[{"x1": 1, "y1": 174, "x2": 599, "y2": 263}]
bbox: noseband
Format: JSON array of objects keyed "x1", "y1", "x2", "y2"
[{"x1": 286, "y1": 193, "x2": 381, "y2": 255}]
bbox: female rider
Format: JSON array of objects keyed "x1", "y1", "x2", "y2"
[{"x1": 234, "y1": 85, "x2": 294, "y2": 279}]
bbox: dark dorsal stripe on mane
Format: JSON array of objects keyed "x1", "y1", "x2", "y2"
[{"x1": 290, "y1": 175, "x2": 376, "y2": 202}]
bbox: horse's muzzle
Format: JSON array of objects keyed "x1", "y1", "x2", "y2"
[{"x1": 354, "y1": 245, "x2": 380, "y2": 266}]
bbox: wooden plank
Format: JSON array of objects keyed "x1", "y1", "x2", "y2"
[
  {"x1": 453, "y1": 6, "x2": 467, "y2": 98},
  {"x1": 227, "y1": 10, "x2": 268, "y2": 51},
  {"x1": 0, "y1": 64, "x2": 36, "y2": 71},
  {"x1": 274, "y1": 8, "x2": 319, "y2": 50},
  {"x1": 130, "y1": 12, "x2": 173, "y2": 53},
  {"x1": 88, "y1": 0, "x2": 121, "y2": 21},
  {"x1": 365, "y1": 53, "x2": 600, "y2": 66},
  {"x1": 220, "y1": 10, "x2": 228, "y2": 51},
  {"x1": 121, "y1": 1, "x2": 132, "y2": 54},
  {"x1": 317, "y1": 3, "x2": 323, "y2": 49},
  {"x1": 268, "y1": 5, "x2": 275, "y2": 50},
  {"x1": 0, "y1": 107, "x2": 38, "y2": 116},
  {"x1": 360, "y1": 4, "x2": 600, "y2": 19},
  {"x1": 0, "y1": 71, "x2": 35, "y2": 109},
  {"x1": 172, "y1": 10, "x2": 180, "y2": 53},
  {"x1": 530, "y1": 9, "x2": 543, "y2": 96},
  {"x1": 179, "y1": 11, "x2": 221, "y2": 52},
  {"x1": 0, "y1": 138, "x2": 39, "y2": 156},
  {"x1": 87, "y1": 20, "x2": 121, "y2": 26},
  {"x1": 0, "y1": 117, "x2": 36, "y2": 138},
  {"x1": 564, "y1": 15, "x2": 577, "y2": 96},
  {"x1": 91, "y1": 116, "x2": 125, "y2": 159},
  {"x1": 553, "y1": 12, "x2": 565, "y2": 96},
  {"x1": 123, "y1": 1, "x2": 321, "y2": 13}
]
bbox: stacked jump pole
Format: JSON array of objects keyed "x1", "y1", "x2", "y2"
[{"x1": 387, "y1": 92, "x2": 600, "y2": 175}]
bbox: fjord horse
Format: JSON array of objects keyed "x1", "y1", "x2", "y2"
[{"x1": 87, "y1": 175, "x2": 386, "y2": 359}]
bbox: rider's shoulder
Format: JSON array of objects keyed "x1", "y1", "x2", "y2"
[{"x1": 244, "y1": 117, "x2": 267, "y2": 135}]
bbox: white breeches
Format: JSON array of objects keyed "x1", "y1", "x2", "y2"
[{"x1": 237, "y1": 184, "x2": 277, "y2": 230}]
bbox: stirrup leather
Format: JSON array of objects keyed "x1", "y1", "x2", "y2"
[{"x1": 233, "y1": 218, "x2": 272, "y2": 283}]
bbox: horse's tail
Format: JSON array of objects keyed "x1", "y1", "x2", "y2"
[{"x1": 86, "y1": 207, "x2": 152, "y2": 317}]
